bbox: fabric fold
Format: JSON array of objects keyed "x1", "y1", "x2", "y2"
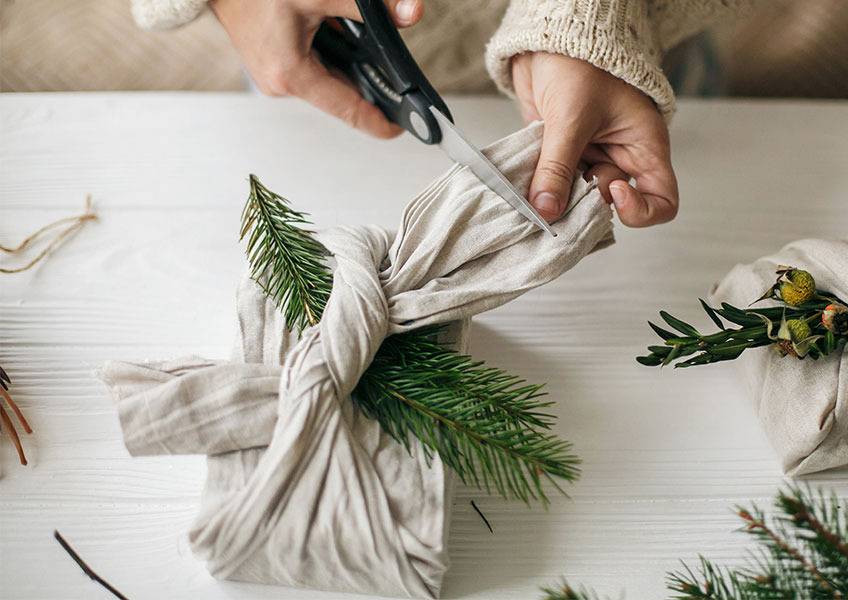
[{"x1": 98, "y1": 121, "x2": 614, "y2": 598}]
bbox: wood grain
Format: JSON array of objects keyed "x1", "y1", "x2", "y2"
[{"x1": 1, "y1": 93, "x2": 847, "y2": 600}]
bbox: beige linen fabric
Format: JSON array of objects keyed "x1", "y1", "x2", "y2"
[
  {"x1": 98, "y1": 122, "x2": 614, "y2": 598},
  {"x1": 709, "y1": 238, "x2": 848, "y2": 476}
]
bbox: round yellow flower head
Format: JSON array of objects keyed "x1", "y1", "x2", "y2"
[
  {"x1": 779, "y1": 269, "x2": 815, "y2": 306},
  {"x1": 785, "y1": 319, "x2": 811, "y2": 342}
]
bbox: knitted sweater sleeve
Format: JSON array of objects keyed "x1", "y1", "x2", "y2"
[
  {"x1": 130, "y1": 0, "x2": 206, "y2": 30},
  {"x1": 485, "y1": 0, "x2": 762, "y2": 121}
]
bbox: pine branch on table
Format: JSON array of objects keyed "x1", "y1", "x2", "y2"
[
  {"x1": 540, "y1": 485, "x2": 848, "y2": 600},
  {"x1": 666, "y1": 486, "x2": 848, "y2": 599},
  {"x1": 239, "y1": 175, "x2": 579, "y2": 505},
  {"x1": 540, "y1": 580, "x2": 609, "y2": 600}
]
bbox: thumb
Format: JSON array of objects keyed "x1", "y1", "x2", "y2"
[
  {"x1": 322, "y1": 0, "x2": 423, "y2": 27},
  {"x1": 528, "y1": 118, "x2": 594, "y2": 223}
]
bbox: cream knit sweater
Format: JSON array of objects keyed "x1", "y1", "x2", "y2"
[{"x1": 131, "y1": 0, "x2": 762, "y2": 120}]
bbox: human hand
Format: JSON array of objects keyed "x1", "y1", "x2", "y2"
[
  {"x1": 209, "y1": 0, "x2": 424, "y2": 138},
  {"x1": 512, "y1": 52, "x2": 678, "y2": 227}
]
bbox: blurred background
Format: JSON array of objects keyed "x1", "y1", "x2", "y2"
[{"x1": 1, "y1": 0, "x2": 847, "y2": 99}]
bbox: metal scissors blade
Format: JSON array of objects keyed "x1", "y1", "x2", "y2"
[{"x1": 429, "y1": 107, "x2": 556, "y2": 237}]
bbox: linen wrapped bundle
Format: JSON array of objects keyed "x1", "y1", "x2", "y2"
[
  {"x1": 97, "y1": 122, "x2": 615, "y2": 598},
  {"x1": 709, "y1": 238, "x2": 848, "y2": 476}
]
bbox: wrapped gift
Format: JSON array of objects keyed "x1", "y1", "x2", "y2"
[
  {"x1": 709, "y1": 238, "x2": 848, "y2": 476},
  {"x1": 98, "y1": 122, "x2": 615, "y2": 598}
]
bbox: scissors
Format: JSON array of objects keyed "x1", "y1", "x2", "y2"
[{"x1": 312, "y1": 0, "x2": 556, "y2": 237}]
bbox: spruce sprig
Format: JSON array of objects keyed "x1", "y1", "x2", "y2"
[
  {"x1": 239, "y1": 175, "x2": 580, "y2": 504},
  {"x1": 541, "y1": 486, "x2": 848, "y2": 600},
  {"x1": 241, "y1": 174, "x2": 330, "y2": 331},
  {"x1": 666, "y1": 486, "x2": 848, "y2": 599},
  {"x1": 540, "y1": 580, "x2": 608, "y2": 600}
]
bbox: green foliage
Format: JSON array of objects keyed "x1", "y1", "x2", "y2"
[
  {"x1": 541, "y1": 579, "x2": 610, "y2": 600},
  {"x1": 541, "y1": 485, "x2": 848, "y2": 600},
  {"x1": 637, "y1": 295, "x2": 847, "y2": 369},
  {"x1": 240, "y1": 175, "x2": 579, "y2": 504},
  {"x1": 241, "y1": 174, "x2": 330, "y2": 332},
  {"x1": 668, "y1": 485, "x2": 848, "y2": 599},
  {"x1": 356, "y1": 328, "x2": 578, "y2": 502}
]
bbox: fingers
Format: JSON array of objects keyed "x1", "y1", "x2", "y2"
[
  {"x1": 388, "y1": 0, "x2": 423, "y2": 26},
  {"x1": 511, "y1": 54, "x2": 542, "y2": 125},
  {"x1": 317, "y1": 0, "x2": 423, "y2": 27},
  {"x1": 608, "y1": 178, "x2": 678, "y2": 227},
  {"x1": 603, "y1": 141, "x2": 679, "y2": 227},
  {"x1": 583, "y1": 161, "x2": 629, "y2": 203},
  {"x1": 528, "y1": 117, "x2": 595, "y2": 223},
  {"x1": 294, "y1": 54, "x2": 404, "y2": 138}
]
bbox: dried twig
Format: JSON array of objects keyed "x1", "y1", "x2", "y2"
[
  {"x1": 0, "y1": 366, "x2": 31, "y2": 465},
  {"x1": 54, "y1": 531, "x2": 130, "y2": 600},
  {"x1": 471, "y1": 500, "x2": 494, "y2": 533}
]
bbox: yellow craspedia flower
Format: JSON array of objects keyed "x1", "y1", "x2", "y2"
[
  {"x1": 779, "y1": 269, "x2": 815, "y2": 306},
  {"x1": 785, "y1": 319, "x2": 811, "y2": 342}
]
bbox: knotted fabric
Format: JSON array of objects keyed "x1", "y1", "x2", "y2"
[
  {"x1": 709, "y1": 238, "x2": 848, "y2": 476},
  {"x1": 97, "y1": 122, "x2": 615, "y2": 598}
]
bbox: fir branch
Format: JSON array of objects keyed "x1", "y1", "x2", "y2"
[
  {"x1": 240, "y1": 174, "x2": 331, "y2": 332},
  {"x1": 665, "y1": 557, "x2": 749, "y2": 600},
  {"x1": 240, "y1": 176, "x2": 579, "y2": 505},
  {"x1": 355, "y1": 332, "x2": 578, "y2": 503},
  {"x1": 667, "y1": 485, "x2": 848, "y2": 599},
  {"x1": 540, "y1": 578, "x2": 611, "y2": 600},
  {"x1": 543, "y1": 486, "x2": 848, "y2": 600}
]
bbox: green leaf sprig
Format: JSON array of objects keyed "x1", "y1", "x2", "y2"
[
  {"x1": 637, "y1": 268, "x2": 848, "y2": 369},
  {"x1": 240, "y1": 175, "x2": 579, "y2": 504}
]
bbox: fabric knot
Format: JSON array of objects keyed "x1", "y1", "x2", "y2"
[{"x1": 314, "y1": 224, "x2": 392, "y2": 400}]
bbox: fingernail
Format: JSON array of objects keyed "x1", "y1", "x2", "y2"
[
  {"x1": 396, "y1": 0, "x2": 417, "y2": 24},
  {"x1": 532, "y1": 192, "x2": 561, "y2": 218},
  {"x1": 609, "y1": 184, "x2": 626, "y2": 207}
]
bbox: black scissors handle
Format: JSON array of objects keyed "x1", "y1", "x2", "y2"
[{"x1": 312, "y1": 0, "x2": 452, "y2": 144}]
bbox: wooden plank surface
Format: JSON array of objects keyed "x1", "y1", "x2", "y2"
[{"x1": 1, "y1": 93, "x2": 847, "y2": 600}]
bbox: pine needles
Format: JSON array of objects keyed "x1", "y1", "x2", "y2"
[
  {"x1": 356, "y1": 329, "x2": 578, "y2": 502},
  {"x1": 540, "y1": 486, "x2": 848, "y2": 600},
  {"x1": 241, "y1": 175, "x2": 330, "y2": 331},
  {"x1": 667, "y1": 486, "x2": 848, "y2": 599},
  {"x1": 239, "y1": 175, "x2": 579, "y2": 504}
]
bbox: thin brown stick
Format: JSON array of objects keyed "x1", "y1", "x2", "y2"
[
  {"x1": 0, "y1": 197, "x2": 97, "y2": 274},
  {"x1": 0, "y1": 404, "x2": 27, "y2": 465},
  {"x1": 0, "y1": 385, "x2": 31, "y2": 434},
  {"x1": 54, "y1": 531, "x2": 130, "y2": 600},
  {"x1": 470, "y1": 500, "x2": 493, "y2": 533}
]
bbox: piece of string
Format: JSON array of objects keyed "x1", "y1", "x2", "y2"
[{"x1": 1, "y1": 197, "x2": 98, "y2": 274}]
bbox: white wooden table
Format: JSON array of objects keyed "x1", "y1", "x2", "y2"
[{"x1": 1, "y1": 93, "x2": 847, "y2": 600}]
